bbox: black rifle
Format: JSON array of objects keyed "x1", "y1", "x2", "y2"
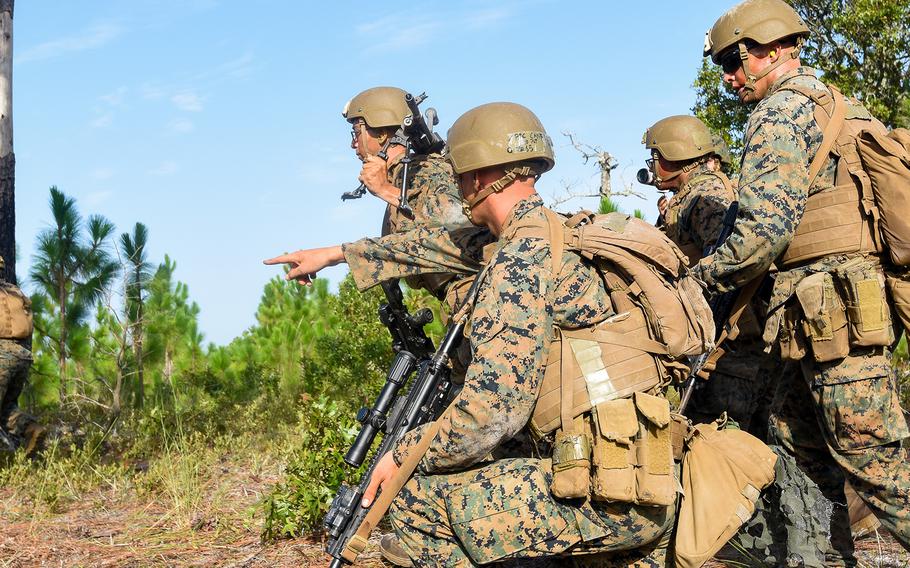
[
  {"x1": 678, "y1": 201, "x2": 740, "y2": 413},
  {"x1": 342, "y1": 91, "x2": 445, "y2": 217},
  {"x1": 324, "y1": 301, "x2": 471, "y2": 568}
]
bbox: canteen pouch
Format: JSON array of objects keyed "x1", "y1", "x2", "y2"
[
  {"x1": 778, "y1": 304, "x2": 808, "y2": 361},
  {"x1": 632, "y1": 392, "x2": 676, "y2": 507},
  {"x1": 795, "y1": 272, "x2": 850, "y2": 362},
  {"x1": 591, "y1": 393, "x2": 675, "y2": 506},
  {"x1": 886, "y1": 270, "x2": 910, "y2": 334},
  {"x1": 0, "y1": 284, "x2": 33, "y2": 340},
  {"x1": 591, "y1": 398, "x2": 637, "y2": 503},
  {"x1": 551, "y1": 415, "x2": 593, "y2": 499},
  {"x1": 835, "y1": 259, "x2": 894, "y2": 347}
]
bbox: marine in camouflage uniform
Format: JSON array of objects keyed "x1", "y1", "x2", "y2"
[
  {"x1": 701, "y1": 0, "x2": 910, "y2": 563},
  {"x1": 640, "y1": 115, "x2": 774, "y2": 436},
  {"x1": 341, "y1": 102, "x2": 828, "y2": 568},
  {"x1": 0, "y1": 257, "x2": 41, "y2": 453},
  {"x1": 380, "y1": 104, "x2": 676, "y2": 566}
]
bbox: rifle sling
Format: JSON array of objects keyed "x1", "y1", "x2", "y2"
[
  {"x1": 698, "y1": 275, "x2": 765, "y2": 380},
  {"x1": 342, "y1": 412, "x2": 447, "y2": 562}
]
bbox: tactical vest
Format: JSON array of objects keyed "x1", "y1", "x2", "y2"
[
  {"x1": 513, "y1": 209, "x2": 714, "y2": 507},
  {"x1": 0, "y1": 282, "x2": 33, "y2": 340},
  {"x1": 664, "y1": 170, "x2": 737, "y2": 267},
  {"x1": 779, "y1": 83, "x2": 886, "y2": 268}
]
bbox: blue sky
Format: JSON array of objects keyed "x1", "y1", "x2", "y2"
[{"x1": 13, "y1": 0, "x2": 734, "y2": 345}]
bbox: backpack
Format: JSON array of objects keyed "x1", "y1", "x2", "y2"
[
  {"x1": 0, "y1": 282, "x2": 33, "y2": 340},
  {"x1": 857, "y1": 128, "x2": 910, "y2": 265},
  {"x1": 778, "y1": 82, "x2": 910, "y2": 267},
  {"x1": 519, "y1": 209, "x2": 715, "y2": 436}
]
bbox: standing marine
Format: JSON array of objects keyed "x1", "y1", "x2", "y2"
[
  {"x1": 701, "y1": 0, "x2": 910, "y2": 563},
  {"x1": 0, "y1": 256, "x2": 43, "y2": 454},
  {"x1": 639, "y1": 115, "x2": 772, "y2": 435}
]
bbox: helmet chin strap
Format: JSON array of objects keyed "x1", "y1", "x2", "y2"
[
  {"x1": 737, "y1": 38, "x2": 803, "y2": 94},
  {"x1": 461, "y1": 164, "x2": 536, "y2": 222}
]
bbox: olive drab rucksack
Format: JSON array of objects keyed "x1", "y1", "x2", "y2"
[
  {"x1": 777, "y1": 82, "x2": 910, "y2": 268},
  {"x1": 516, "y1": 209, "x2": 715, "y2": 437}
]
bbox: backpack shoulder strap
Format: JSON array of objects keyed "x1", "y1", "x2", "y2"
[{"x1": 777, "y1": 82, "x2": 847, "y2": 187}]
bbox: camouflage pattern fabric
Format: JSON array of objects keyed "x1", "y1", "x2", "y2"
[
  {"x1": 0, "y1": 338, "x2": 34, "y2": 443},
  {"x1": 718, "y1": 444, "x2": 832, "y2": 568},
  {"x1": 692, "y1": 66, "x2": 910, "y2": 556},
  {"x1": 388, "y1": 458, "x2": 674, "y2": 567},
  {"x1": 770, "y1": 351, "x2": 910, "y2": 565},
  {"x1": 381, "y1": 195, "x2": 681, "y2": 565},
  {"x1": 382, "y1": 152, "x2": 469, "y2": 236},
  {"x1": 661, "y1": 164, "x2": 734, "y2": 260},
  {"x1": 343, "y1": 225, "x2": 491, "y2": 295},
  {"x1": 377, "y1": 152, "x2": 483, "y2": 300},
  {"x1": 659, "y1": 164, "x2": 773, "y2": 437}
]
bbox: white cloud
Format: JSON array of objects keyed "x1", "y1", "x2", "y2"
[
  {"x1": 85, "y1": 190, "x2": 114, "y2": 207},
  {"x1": 91, "y1": 167, "x2": 115, "y2": 181},
  {"x1": 355, "y1": 7, "x2": 511, "y2": 52},
  {"x1": 171, "y1": 91, "x2": 205, "y2": 112},
  {"x1": 168, "y1": 118, "x2": 195, "y2": 133},
  {"x1": 17, "y1": 22, "x2": 125, "y2": 64},
  {"x1": 148, "y1": 161, "x2": 178, "y2": 176},
  {"x1": 90, "y1": 112, "x2": 113, "y2": 129},
  {"x1": 100, "y1": 86, "x2": 129, "y2": 107}
]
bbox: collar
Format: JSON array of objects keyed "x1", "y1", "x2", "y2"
[
  {"x1": 499, "y1": 194, "x2": 545, "y2": 238},
  {"x1": 676, "y1": 162, "x2": 715, "y2": 196},
  {"x1": 766, "y1": 66, "x2": 819, "y2": 98}
]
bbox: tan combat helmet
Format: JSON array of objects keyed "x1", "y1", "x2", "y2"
[
  {"x1": 447, "y1": 102, "x2": 554, "y2": 213},
  {"x1": 704, "y1": 0, "x2": 809, "y2": 93},
  {"x1": 641, "y1": 115, "x2": 718, "y2": 185},
  {"x1": 342, "y1": 86, "x2": 410, "y2": 129}
]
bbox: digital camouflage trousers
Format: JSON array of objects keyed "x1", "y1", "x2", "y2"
[
  {"x1": 388, "y1": 451, "x2": 831, "y2": 567},
  {"x1": 0, "y1": 338, "x2": 34, "y2": 446},
  {"x1": 771, "y1": 347, "x2": 910, "y2": 567}
]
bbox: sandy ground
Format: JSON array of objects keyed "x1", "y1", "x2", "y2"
[{"x1": 1, "y1": 457, "x2": 907, "y2": 568}]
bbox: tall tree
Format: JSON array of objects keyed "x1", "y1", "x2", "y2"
[
  {"x1": 30, "y1": 187, "x2": 117, "y2": 401},
  {"x1": 693, "y1": 0, "x2": 910, "y2": 156},
  {"x1": 120, "y1": 223, "x2": 151, "y2": 408},
  {"x1": 0, "y1": 0, "x2": 14, "y2": 283}
]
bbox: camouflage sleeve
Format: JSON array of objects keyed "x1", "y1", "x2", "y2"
[
  {"x1": 684, "y1": 184, "x2": 732, "y2": 252},
  {"x1": 394, "y1": 239, "x2": 552, "y2": 473},
  {"x1": 341, "y1": 226, "x2": 492, "y2": 290},
  {"x1": 695, "y1": 107, "x2": 812, "y2": 292},
  {"x1": 411, "y1": 159, "x2": 471, "y2": 229}
]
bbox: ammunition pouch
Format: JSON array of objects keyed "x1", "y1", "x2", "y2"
[
  {"x1": 794, "y1": 272, "x2": 850, "y2": 363},
  {"x1": 590, "y1": 392, "x2": 677, "y2": 507},
  {"x1": 778, "y1": 259, "x2": 893, "y2": 363},
  {"x1": 834, "y1": 258, "x2": 894, "y2": 347}
]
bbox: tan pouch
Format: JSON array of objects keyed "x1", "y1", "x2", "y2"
[
  {"x1": 675, "y1": 421, "x2": 778, "y2": 568},
  {"x1": 632, "y1": 392, "x2": 676, "y2": 507},
  {"x1": 551, "y1": 415, "x2": 592, "y2": 499},
  {"x1": 591, "y1": 398, "x2": 637, "y2": 503},
  {"x1": 778, "y1": 304, "x2": 808, "y2": 361},
  {"x1": 591, "y1": 394, "x2": 675, "y2": 506},
  {"x1": 835, "y1": 259, "x2": 894, "y2": 347},
  {"x1": 886, "y1": 270, "x2": 910, "y2": 334},
  {"x1": 795, "y1": 272, "x2": 850, "y2": 362},
  {"x1": 0, "y1": 284, "x2": 33, "y2": 340}
]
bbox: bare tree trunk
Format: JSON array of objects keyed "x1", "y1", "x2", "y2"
[
  {"x1": 59, "y1": 279, "x2": 67, "y2": 401},
  {"x1": 0, "y1": 0, "x2": 14, "y2": 284},
  {"x1": 134, "y1": 302, "x2": 144, "y2": 409}
]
